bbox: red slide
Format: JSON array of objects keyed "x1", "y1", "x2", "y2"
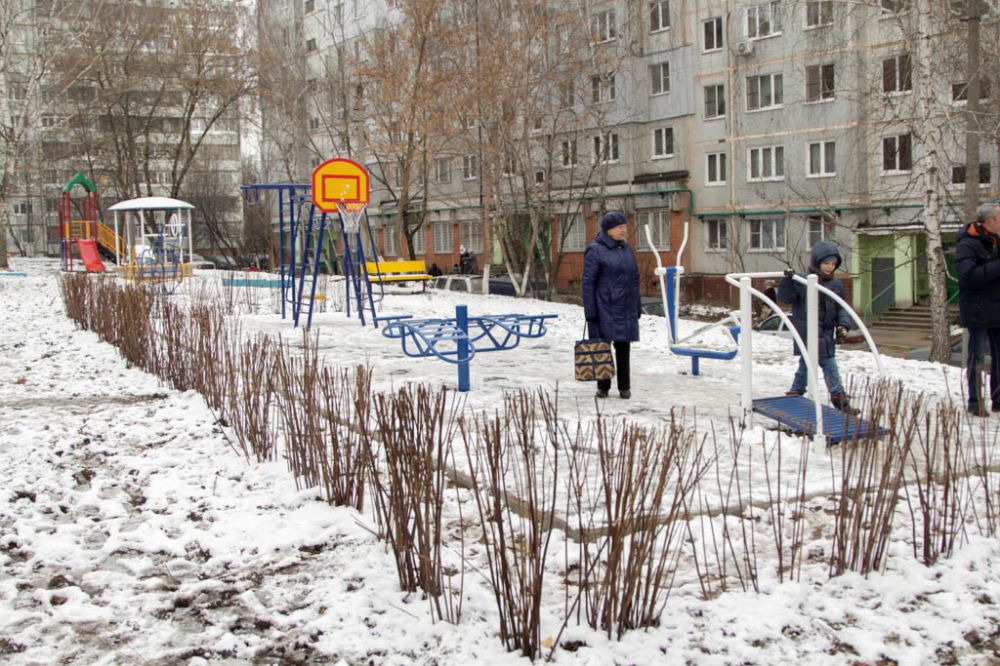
[{"x1": 76, "y1": 238, "x2": 106, "y2": 272}]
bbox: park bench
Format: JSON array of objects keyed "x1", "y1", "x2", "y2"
[{"x1": 365, "y1": 260, "x2": 432, "y2": 290}]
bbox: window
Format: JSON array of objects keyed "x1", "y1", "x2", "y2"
[
  {"x1": 748, "y1": 146, "x2": 785, "y2": 181},
  {"x1": 435, "y1": 157, "x2": 452, "y2": 184},
  {"x1": 705, "y1": 218, "x2": 728, "y2": 250},
  {"x1": 561, "y1": 213, "x2": 587, "y2": 251},
  {"x1": 807, "y1": 141, "x2": 836, "y2": 177},
  {"x1": 534, "y1": 169, "x2": 546, "y2": 185},
  {"x1": 462, "y1": 155, "x2": 478, "y2": 180},
  {"x1": 433, "y1": 221, "x2": 452, "y2": 254},
  {"x1": 461, "y1": 220, "x2": 483, "y2": 253},
  {"x1": 951, "y1": 80, "x2": 991, "y2": 104},
  {"x1": 591, "y1": 9, "x2": 617, "y2": 42},
  {"x1": 593, "y1": 133, "x2": 620, "y2": 163},
  {"x1": 747, "y1": 73, "x2": 783, "y2": 111},
  {"x1": 747, "y1": 1, "x2": 781, "y2": 39},
  {"x1": 650, "y1": 1, "x2": 670, "y2": 33},
  {"x1": 749, "y1": 217, "x2": 786, "y2": 251},
  {"x1": 707, "y1": 152, "x2": 727, "y2": 185},
  {"x1": 951, "y1": 163, "x2": 991, "y2": 187},
  {"x1": 705, "y1": 84, "x2": 726, "y2": 118},
  {"x1": 638, "y1": 209, "x2": 670, "y2": 250},
  {"x1": 304, "y1": 0, "x2": 315, "y2": 12},
  {"x1": 561, "y1": 139, "x2": 578, "y2": 167},
  {"x1": 531, "y1": 115, "x2": 544, "y2": 133},
  {"x1": 383, "y1": 224, "x2": 397, "y2": 256},
  {"x1": 651, "y1": 62, "x2": 670, "y2": 95},
  {"x1": 309, "y1": 116, "x2": 320, "y2": 130},
  {"x1": 805, "y1": 1, "x2": 833, "y2": 27},
  {"x1": 880, "y1": 0, "x2": 908, "y2": 14},
  {"x1": 412, "y1": 226, "x2": 426, "y2": 254},
  {"x1": 591, "y1": 73, "x2": 616, "y2": 103},
  {"x1": 652, "y1": 127, "x2": 674, "y2": 158},
  {"x1": 882, "y1": 54, "x2": 912, "y2": 93},
  {"x1": 559, "y1": 80, "x2": 575, "y2": 108},
  {"x1": 305, "y1": 38, "x2": 317, "y2": 52},
  {"x1": 805, "y1": 63, "x2": 835, "y2": 102},
  {"x1": 808, "y1": 215, "x2": 837, "y2": 245},
  {"x1": 703, "y1": 17, "x2": 724, "y2": 51},
  {"x1": 882, "y1": 133, "x2": 912, "y2": 173}
]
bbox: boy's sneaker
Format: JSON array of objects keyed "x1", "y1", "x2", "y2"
[
  {"x1": 785, "y1": 390, "x2": 804, "y2": 397},
  {"x1": 596, "y1": 388, "x2": 609, "y2": 399},
  {"x1": 831, "y1": 393, "x2": 859, "y2": 415},
  {"x1": 969, "y1": 404, "x2": 989, "y2": 417}
]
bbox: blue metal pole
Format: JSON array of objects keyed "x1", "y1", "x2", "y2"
[
  {"x1": 457, "y1": 305, "x2": 470, "y2": 392},
  {"x1": 279, "y1": 189, "x2": 286, "y2": 320}
]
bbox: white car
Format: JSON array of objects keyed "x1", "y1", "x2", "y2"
[{"x1": 754, "y1": 313, "x2": 795, "y2": 339}]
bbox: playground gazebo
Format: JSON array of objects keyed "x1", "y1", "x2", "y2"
[{"x1": 107, "y1": 197, "x2": 195, "y2": 269}]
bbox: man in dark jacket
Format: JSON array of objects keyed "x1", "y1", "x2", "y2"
[
  {"x1": 778, "y1": 241, "x2": 853, "y2": 411},
  {"x1": 582, "y1": 211, "x2": 641, "y2": 399},
  {"x1": 954, "y1": 202, "x2": 1000, "y2": 416}
]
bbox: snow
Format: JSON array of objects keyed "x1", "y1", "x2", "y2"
[{"x1": 1, "y1": 258, "x2": 999, "y2": 664}]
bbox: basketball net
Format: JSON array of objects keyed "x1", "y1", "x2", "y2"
[{"x1": 337, "y1": 200, "x2": 367, "y2": 234}]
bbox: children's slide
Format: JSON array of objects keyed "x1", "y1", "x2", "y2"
[{"x1": 76, "y1": 238, "x2": 106, "y2": 272}]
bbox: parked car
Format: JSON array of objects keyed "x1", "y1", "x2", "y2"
[
  {"x1": 188, "y1": 253, "x2": 217, "y2": 270},
  {"x1": 905, "y1": 335, "x2": 967, "y2": 368},
  {"x1": 640, "y1": 297, "x2": 666, "y2": 317},
  {"x1": 754, "y1": 313, "x2": 795, "y2": 339}
]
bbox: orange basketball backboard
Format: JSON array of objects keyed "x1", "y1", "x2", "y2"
[{"x1": 311, "y1": 158, "x2": 369, "y2": 212}]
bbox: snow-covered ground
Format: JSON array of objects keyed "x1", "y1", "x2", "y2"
[{"x1": 1, "y1": 258, "x2": 998, "y2": 665}]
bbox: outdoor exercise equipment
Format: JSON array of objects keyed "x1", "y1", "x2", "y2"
[
  {"x1": 645, "y1": 222, "x2": 739, "y2": 376},
  {"x1": 378, "y1": 305, "x2": 557, "y2": 392},
  {"x1": 59, "y1": 172, "x2": 116, "y2": 272},
  {"x1": 240, "y1": 158, "x2": 383, "y2": 329},
  {"x1": 724, "y1": 270, "x2": 885, "y2": 446},
  {"x1": 107, "y1": 197, "x2": 195, "y2": 293}
]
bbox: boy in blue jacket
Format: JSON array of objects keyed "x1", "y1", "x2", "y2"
[{"x1": 778, "y1": 241, "x2": 853, "y2": 412}]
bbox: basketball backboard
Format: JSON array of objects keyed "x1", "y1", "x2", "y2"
[{"x1": 311, "y1": 158, "x2": 369, "y2": 212}]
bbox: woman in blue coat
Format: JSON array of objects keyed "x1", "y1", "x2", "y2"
[
  {"x1": 582, "y1": 211, "x2": 641, "y2": 399},
  {"x1": 777, "y1": 241, "x2": 852, "y2": 411}
]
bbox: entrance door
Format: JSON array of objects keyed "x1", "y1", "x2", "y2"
[{"x1": 871, "y1": 257, "x2": 895, "y2": 316}]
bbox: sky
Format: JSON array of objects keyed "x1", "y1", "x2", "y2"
[{"x1": 1, "y1": 258, "x2": 998, "y2": 665}]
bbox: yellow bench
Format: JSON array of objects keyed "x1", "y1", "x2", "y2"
[{"x1": 365, "y1": 260, "x2": 432, "y2": 287}]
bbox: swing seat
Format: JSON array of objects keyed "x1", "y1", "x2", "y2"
[{"x1": 365, "y1": 260, "x2": 432, "y2": 283}]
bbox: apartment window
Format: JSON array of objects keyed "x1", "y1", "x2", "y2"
[
  {"x1": 749, "y1": 217, "x2": 786, "y2": 251},
  {"x1": 705, "y1": 84, "x2": 726, "y2": 118},
  {"x1": 882, "y1": 133, "x2": 912, "y2": 173},
  {"x1": 593, "y1": 133, "x2": 620, "y2": 163},
  {"x1": 651, "y1": 63, "x2": 670, "y2": 95},
  {"x1": 309, "y1": 117, "x2": 320, "y2": 130},
  {"x1": 561, "y1": 213, "x2": 587, "y2": 251},
  {"x1": 591, "y1": 9, "x2": 617, "y2": 42},
  {"x1": 531, "y1": 115, "x2": 544, "y2": 133},
  {"x1": 805, "y1": 1, "x2": 833, "y2": 27},
  {"x1": 534, "y1": 169, "x2": 546, "y2": 185},
  {"x1": 952, "y1": 80, "x2": 991, "y2": 104},
  {"x1": 462, "y1": 155, "x2": 478, "y2": 180},
  {"x1": 951, "y1": 163, "x2": 991, "y2": 186},
  {"x1": 748, "y1": 146, "x2": 785, "y2": 181},
  {"x1": 304, "y1": 0, "x2": 315, "y2": 12},
  {"x1": 706, "y1": 152, "x2": 727, "y2": 185},
  {"x1": 432, "y1": 221, "x2": 452, "y2": 254},
  {"x1": 383, "y1": 225, "x2": 397, "y2": 257},
  {"x1": 807, "y1": 141, "x2": 836, "y2": 177},
  {"x1": 559, "y1": 80, "x2": 575, "y2": 108},
  {"x1": 747, "y1": 1, "x2": 781, "y2": 40},
  {"x1": 705, "y1": 218, "x2": 728, "y2": 250},
  {"x1": 591, "y1": 73, "x2": 616, "y2": 103},
  {"x1": 638, "y1": 209, "x2": 670, "y2": 250},
  {"x1": 652, "y1": 127, "x2": 674, "y2": 159},
  {"x1": 305, "y1": 38, "x2": 317, "y2": 52},
  {"x1": 882, "y1": 54, "x2": 912, "y2": 93},
  {"x1": 650, "y1": 1, "x2": 670, "y2": 33},
  {"x1": 747, "y1": 73, "x2": 783, "y2": 111},
  {"x1": 435, "y1": 157, "x2": 452, "y2": 184},
  {"x1": 703, "y1": 17, "x2": 724, "y2": 51},
  {"x1": 805, "y1": 63, "x2": 835, "y2": 102},
  {"x1": 334, "y1": 2, "x2": 343, "y2": 23},
  {"x1": 461, "y1": 220, "x2": 483, "y2": 253},
  {"x1": 412, "y1": 226, "x2": 426, "y2": 254},
  {"x1": 808, "y1": 215, "x2": 837, "y2": 245},
  {"x1": 561, "y1": 139, "x2": 578, "y2": 167}
]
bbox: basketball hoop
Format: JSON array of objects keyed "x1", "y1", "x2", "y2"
[{"x1": 337, "y1": 200, "x2": 367, "y2": 233}]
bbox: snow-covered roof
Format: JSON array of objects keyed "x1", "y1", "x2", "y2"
[{"x1": 107, "y1": 196, "x2": 195, "y2": 211}]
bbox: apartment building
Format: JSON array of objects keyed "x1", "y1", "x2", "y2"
[{"x1": 259, "y1": 0, "x2": 995, "y2": 311}]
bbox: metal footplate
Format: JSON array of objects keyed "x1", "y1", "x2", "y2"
[{"x1": 752, "y1": 395, "x2": 886, "y2": 445}]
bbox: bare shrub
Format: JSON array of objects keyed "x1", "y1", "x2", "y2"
[
  {"x1": 364, "y1": 383, "x2": 464, "y2": 623},
  {"x1": 462, "y1": 389, "x2": 559, "y2": 658},
  {"x1": 968, "y1": 413, "x2": 1000, "y2": 537},
  {"x1": 226, "y1": 333, "x2": 279, "y2": 463}
]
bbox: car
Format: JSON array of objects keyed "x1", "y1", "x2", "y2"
[
  {"x1": 640, "y1": 297, "x2": 666, "y2": 317},
  {"x1": 754, "y1": 313, "x2": 795, "y2": 339},
  {"x1": 905, "y1": 335, "x2": 968, "y2": 367}
]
